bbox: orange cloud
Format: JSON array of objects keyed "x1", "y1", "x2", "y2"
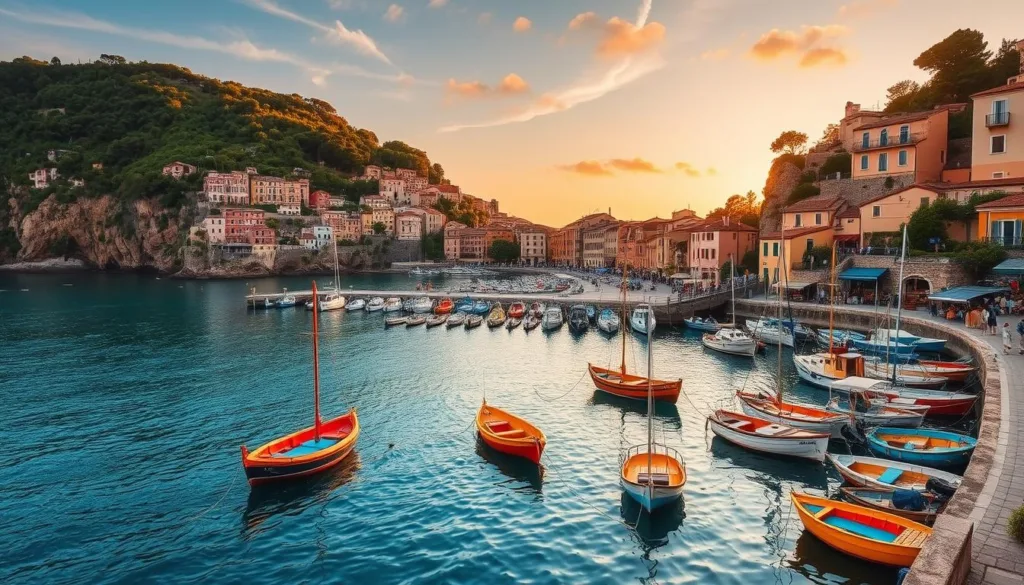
[
  {"x1": 609, "y1": 158, "x2": 661, "y2": 173},
  {"x1": 674, "y1": 162, "x2": 701, "y2": 177},
  {"x1": 560, "y1": 161, "x2": 614, "y2": 177},
  {"x1": 598, "y1": 17, "x2": 665, "y2": 58},
  {"x1": 568, "y1": 12, "x2": 599, "y2": 31},
  {"x1": 513, "y1": 16, "x2": 531, "y2": 33},
  {"x1": 497, "y1": 73, "x2": 530, "y2": 94},
  {"x1": 749, "y1": 29, "x2": 800, "y2": 59},
  {"x1": 445, "y1": 74, "x2": 530, "y2": 100},
  {"x1": 446, "y1": 79, "x2": 489, "y2": 99},
  {"x1": 800, "y1": 47, "x2": 848, "y2": 68},
  {"x1": 383, "y1": 4, "x2": 404, "y2": 23}
]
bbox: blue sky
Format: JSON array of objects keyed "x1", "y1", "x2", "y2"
[{"x1": 1, "y1": 0, "x2": 1020, "y2": 226}]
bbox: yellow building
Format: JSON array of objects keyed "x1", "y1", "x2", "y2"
[
  {"x1": 781, "y1": 195, "x2": 846, "y2": 230},
  {"x1": 977, "y1": 193, "x2": 1024, "y2": 246},
  {"x1": 758, "y1": 226, "x2": 833, "y2": 284},
  {"x1": 858, "y1": 185, "x2": 937, "y2": 246}
]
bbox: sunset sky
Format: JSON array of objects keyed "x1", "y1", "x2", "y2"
[{"x1": 0, "y1": 0, "x2": 1019, "y2": 226}]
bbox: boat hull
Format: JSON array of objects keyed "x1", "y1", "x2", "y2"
[
  {"x1": 588, "y1": 364, "x2": 681, "y2": 403},
  {"x1": 866, "y1": 428, "x2": 976, "y2": 467},
  {"x1": 241, "y1": 410, "x2": 359, "y2": 486},
  {"x1": 701, "y1": 334, "x2": 757, "y2": 357},
  {"x1": 476, "y1": 402, "x2": 546, "y2": 464},
  {"x1": 826, "y1": 454, "x2": 962, "y2": 491},
  {"x1": 708, "y1": 412, "x2": 828, "y2": 461},
  {"x1": 738, "y1": 395, "x2": 846, "y2": 438},
  {"x1": 620, "y1": 450, "x2": 686, "y2": 512},
  {"x1": 840, "y1": 487, "x2": 942, "y2": 525},
  {"x1": 683, "y1": 318, "x2": 721, "y2": 332}
]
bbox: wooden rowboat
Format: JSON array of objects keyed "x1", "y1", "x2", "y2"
[
  {"x1": 434, "y1": 297, "x2": 454, "y2": 315},
  {"x1": 476, "y1": 400, "x2": 546, "y2": 464},
  {"x1": 589, "y1": 364, "x2": 681, "y2": 403},
  {"x1": 791, "y1": 492, "x2": 932, "y2": 567},
  {"x1": 826, "y1": 453, "x2": 962, "y2": 491},
  {"x1": 707, "y1": 409, "x2": 829, "y2": 461},
  {"x1": 621, "y1": 444, "x2": 686, "y2": 512},
  {"x1": 866, "y1": 427, "x2": 976, "y2": 467},
  {"x1": 840, "y1": 487, "x2": 943, "y2": 525},
  {"x1": 737, "y1": 391, "x2": 847, "y2": 437}
]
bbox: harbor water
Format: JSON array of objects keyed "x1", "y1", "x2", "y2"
[{"x1": 0, "y1": 272, "x2": 977, "y2": 585}]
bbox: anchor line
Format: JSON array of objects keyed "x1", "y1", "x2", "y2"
[
  {"x1": 533, "y1": 368, "x2": 589, "y2": 402},
  {"x1": 179, "y1": 470, "x2": 238, "y2": 529},
  {"x1": 542, "y1": 451, "x2": 646, "y2": 532}
]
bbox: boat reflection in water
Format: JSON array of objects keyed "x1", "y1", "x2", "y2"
[
  {"x1": 241, "y1": 452, "x2": 362, "y2": 537},
  {"x1": 474, "y1": 437, "x2": 544, "y2": 495},
  {"x1": 789, "y1": 529, "x2": 901, "y2": 585},
  {"x1": 619, "y1": 491, "x2": 685, "y2": 547},
  {"x1": 590, "y1": 391, "x2": 681, "y2": 422}
]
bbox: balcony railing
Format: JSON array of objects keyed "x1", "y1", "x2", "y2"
[
  {"x1": 852, "y1": 133, "x2": 922, "y2": 152},
  {"x1": 986, "y1": 112, "x2": 1011, "y2": 127},
  {"x1": 984, "y1": 236, "x2": 1024, "y2": 249}
]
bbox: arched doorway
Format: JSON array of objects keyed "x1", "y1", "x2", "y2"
[{"x1": 903, "y1": 276, "x2": 931, "y2": 310}]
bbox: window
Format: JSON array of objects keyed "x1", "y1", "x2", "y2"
[
  {"x1": 763, "y1": 242, "x2": 768, "y2": 257},
  {"x1": 860, "y1": 155, "x2": 869, "y2": 170},
  {"x1": 794, "y1": 214, "x2": 802, "y2": 227},
  {"x1": 899, "y1": 125, "x2": 909, "y2": 144},
  {"x1": 994, "y1": 172, "x2": 1005, "y2": 179},
  {"x1": 994, "y1": 99, "x2": 1008, "y2": 116},
  {"x1": 992, "y1": 135, "x2": 1006, "y2": 154},
  {"x1": 878, "y1": 153, "x2": 888, "y2": 172},
  {"x1": 806, "y1": 239, "x2": 814, "y2": 252},
  {"x1": 920, "y1": 197, "x2": 929, "y2": 208},
  {"x1": 815, "y1": 213, "x2": 822, "y2": 225},
  {"x1": 772, "y1": 242, "x2": 779, "y2": 257},
  {"x1": 861, "y1": 132, "x2": 869, "y2": 149},
  {"x1": 898, "y1": 150, "x2": 908, "y2": 166},
  {"x1": 872, "y1": 205, "x2": 881, "y2": 217},
  {"x1": 711, "y1": 249, "x2": 716, "y2": 260},
  {"x1": 880, "y1": 128, "x2": 888, "y2": 146}
]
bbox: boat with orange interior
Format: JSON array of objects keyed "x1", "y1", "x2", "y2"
[
  {"x1": 435, "y1": 297, "x2": 454, "y2": 315},
  {"x1": 588, "y1": 266, "x2": 681, "y2": 403},
  {"x1": 241, "y1": 281, "x2": 360, "y2": 486},
  {"x1": 476, "y1": 399, "x2": 546, "y2": 464},
  {"x1": 508, "y1": 301, "x2": 526, "y2": 319}
]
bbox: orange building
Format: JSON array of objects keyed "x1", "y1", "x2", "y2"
[
  {"x1": 970, "y1": 45, "x2": 1024, "y2": 181},
  {"x1": 551, "y1": 212, "x2": 616, "y2": 266},
  {"x1": 687, "y1": 218, "x2": 758, "y2": 283},
  {"x1": 850, "y1": 106, "x2": 961, "y2": 182}
]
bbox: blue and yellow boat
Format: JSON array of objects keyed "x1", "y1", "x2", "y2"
[
  {"x1": 866, "y1": 427, "x2": 976, "y2": 467},
  {"x1": 455, "y1": 296, "x2": 475, "y2": 313}
]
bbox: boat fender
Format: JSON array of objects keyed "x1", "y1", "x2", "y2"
[
  {"x1": 892, "y1": 489, "x2": 926, "y2": 512},
  {"x1": 925, "y1": 477, "x2": 957, "y2": 499}
]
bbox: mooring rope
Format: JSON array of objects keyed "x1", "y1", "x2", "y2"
[{"x1": 534, "y1": 368, "x2": 589, "y2": 402}]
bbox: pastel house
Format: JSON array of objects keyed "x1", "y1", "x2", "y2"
[{"x1": 851, "y1": 106, "x2": 960, "y2": 182}]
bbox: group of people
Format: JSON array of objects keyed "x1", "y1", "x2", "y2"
[{"x1": 936, "y1": 297, "x2": 1024, "y2": 355}]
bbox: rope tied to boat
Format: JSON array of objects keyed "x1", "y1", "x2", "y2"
[{"x1": 533, "y1": 367, "x2": 589, "y2": 402}]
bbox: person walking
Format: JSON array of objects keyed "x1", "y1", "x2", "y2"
[
  {"x1": 1017, "y1": 319, "x2": 1024, "y2": 354},
  {"x1": 988, "y1": 306, "x2": 999, "y2": 335},
  {"x1": 1003, "y1": 322, "x2": 1013, "y2": 354}
]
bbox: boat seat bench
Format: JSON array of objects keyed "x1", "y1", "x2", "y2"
[
  {"x1": 636, "y1": 473, "x2": 671, "y2": 486},
  {"x1": 493, "y1": 429, "x2": 527, "y2": 439},
  {"x1": 823, "y1": 516, "x2": 899, "y2": 542},
  {"x1": 877, "y1": 468, "x2": 904, "y2": 485},
  {"x1": 894, "y1": 529, "x2": 928, "y2": 547}
]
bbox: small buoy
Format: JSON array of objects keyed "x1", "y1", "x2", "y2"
[
  {"x1": 388, "y1": 443, "x2": 395, "y2": 449},
  {"x1": 63, "y1": 283, "x2": 73, "y2": 287},
  {"x1": 20, "y1": 288, "x2": 29, "y2": 292}
]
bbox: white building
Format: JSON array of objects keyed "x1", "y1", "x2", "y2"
[
  {"x1": 380, "y1": 178, "x2": 408, "y2": 206},
  {"x1": 203, "y1": 171, "x2": 250, "y2": 206},
  {"x1": 519, "y1": 230, "x2": 547, "y2": 265},
  {"x1": 314, "y1": 226, "x2": 333, "y2": 249},
  {"x1": 202, "y1": 216, "x2": 225, "y2": 244},
  {"x1": 70, "y1": 177, "x2": 85, "y2": 187},
  {"x1": 396, "y1": 212, "x2": 423, "y2": 241},
  {"x1": 162, "y1": 161, "x2": 197, "y2": 179},
  {"x1": 277, "y1": 204, "x2": 300, "y2": 216},
  {"x1": 28, "y1": 167, "x2": 59, "y2": 189}
]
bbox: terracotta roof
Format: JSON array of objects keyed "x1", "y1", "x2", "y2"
[
  {"x1": 975, "y1": 193, "x2": 1024, "y2": 209},
  {"x1": 692, "y1": 218, "x2": 758, "y2": 232},
  {"x1": 971, "y1": 80, "x2": 1024, "y2": 99},
  {"x1": 922, "y1": 177, "x2": 1024, "y2": 191},
  {"x1": 857, "y1": 184, "x2": 941, "y2": 207},
  {"x1": 783, "y1": 195, "x2": 845, "y2": 213},
  {"x1": 850, "y1": 104, "x2": 963, "y2": 132},
  {"x1": 759, "y1": 225, "x2": 832, "y2": 240},
  {"x1": 836, "y1": 206, "x2": 860, "y2": 219},
  {"x1": 437, "y1": 184, "x2": 460, "y2": 193}
]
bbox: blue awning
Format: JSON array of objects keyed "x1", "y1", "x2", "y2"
[
  {"x1": 927, "y1": 286, "x2": 1009, "y2": 303},
  {"x1": 838, "y1": 267, "x2": 888, "y2": 281},
  {"x1": 993, "y1": 259, "x2": 1024, "y2": 276}
]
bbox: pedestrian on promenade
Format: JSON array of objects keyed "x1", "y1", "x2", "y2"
[
  {"x1": 1003, "y1": 323, "x2": 1013, "y2": 354},
  {"x1": 1017, "y1": 319, "x2": 1024, "y2": 354},
  {"x1": 988, "y1": 307, "x2": 999, "y2": 335}
]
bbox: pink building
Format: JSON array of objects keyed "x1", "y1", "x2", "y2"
[
  {"x1": 322, "y1": 211, "x2": 363, "y2": 241},
  {"x1": 970, "y1": 42, "x2": 1024, "y2": 181},
  {"x1": 444, "y1": 221, "x2": 467, "y2": 259},
  {"x1": 396, "y1": 211, "x2": 423, "y2": 241},
  {"x1": 204, "y1": 171, "x2": 250, "y2": 206},
  {"x1": 162, "y1": 161, "x2": 196, "y2": 179},
  {"x1": 250, "y1": 176, "x2": 309, "y2": 206},
  {"x1": 688, "y1": 217, "x2": 758, "y2": 283},
  {"x1": 406, "y1": 207, "x2": 446, "y2": 234},
  {"x1": 224, "y1": 208, "x2": 268, "y2": 243},
  {"x1": 28, "y1": 167, "x2": 59, "y2": 189},
  {"x1": 309, "y1": 190, "x2": 331, "y2": 210}
]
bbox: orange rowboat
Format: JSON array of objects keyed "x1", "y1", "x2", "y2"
[
  {"x1": 476, "y1": 400, "x2": 546, "y2": 464},
  {"x1": 435, "y1": 297, "x2": 454, "y2": 315},
  {"x1": 508, "y1": 301, "x2": 526, "y2": 319},
  {"x1": 241, "y1": 281, "x2": 360, "y2": 486},
  {"x1": 791, "y1": 492, "x2": 932, "y2": 567}
]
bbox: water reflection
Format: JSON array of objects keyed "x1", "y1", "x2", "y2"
[
  {"x1": 590, "y1": 391, "x2": 682, "y2": 421},
  {"x1": 789, "y1": 530, "x2": 900, "y2": 585},
  {"x1": 241, "y1": 453, "x2": 361, "y2": 538},
  {"x1": 620, "y1": 492, "x2": 685, "y2": 585},
  {"x1": 474, "y1": 437, "x2": 544, "y2": 495}
]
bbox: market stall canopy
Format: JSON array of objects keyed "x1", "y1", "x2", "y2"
[
  {"x1": 838, "y1": 267, "x2": 888, "y2": 281},
  {"x1": 770, "y1": 281, "x2": 814, "y2": 290},
  {"x1": 833, "y1": 234, "x2": 859, "y2": 243},
  {"x1": 992, "y1": 259, "x2": 1024, "y2": 276},
  {"x1": 927, "y1": 286, "x2": 1009, "y2": 303}
]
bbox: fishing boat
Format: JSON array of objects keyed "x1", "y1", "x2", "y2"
[
  {"x1": 585, "y1": 305, "x2": 597, "y2": 323},
  {"x1": 748, "y1": 316, "x2": 810, "y2": 339},
  {"x1": 317, "y1": 291, "x2": 346, "y2": 312},
  {"x1": 472, "y1": 300, "x2": 491, "y2": 315},
  {"x1": 276, "y1": 294, "x2": 297, "y2": 308},
  {"x1": 506, "y1": 317, "x2": 522, "y2": 330},
  {"x1": 366, "y1": 297, "x2": 385, "y2": 312},
  {"x1": 840, "y1": 487, "x2": 944, "y2": 525},
  {"x1": 486, "y1": 303, "x2": 507, "y2": 328},
  {"x1": 406, "y1": 315, "x2": 426, "y2": 327},
  {"x1": 383, "y1": 297, "x2": 403, "y2": 313},
  {"x1": 683, "y1": 316, "x2": 721, "y2": 332},
  {"x1": 241, "y1": 281, "x2": 359, "y2": 486},
  {"x1": 447, "y1": 312, "x2": 467, "y2": 328},
  {"x1": 707, "y1": 409, "x2": 829, "y2": 461},
  {"x1": 630, "y1": 304, "x2": 656, "y2": 335},
  {"x1": 745, "y1": 318, "x2": 795, "y2": 347},
  {"x1": 874, "y1": 329, "x2": 947, "y2": 353},
  {"x1": 866, "y1": 428, "x2": 977, "y2": 467},
  {"x1": 541, "y1": 306, "x2": 563, "y2": 331},
  {"x1": 825, "y1": 392, "x2": 925, "y2": 428},
  {"x1": 862, "y1": 358, "x2": 950, "y2": 388},
  {"x1": 596, "y1": 308, "x2": 620, "y2": 334},
  {"x1": 346, "y1": 298, "x2": 366, "y2": 311},
  {"x1": 410, "y1": 297, "x2": 434, "y2": 314},
  {"x1": 828, "y1": 377, "x2": 977, "y2": 417},
  {"x1": 524, "y1": 313, "x2": 541, "y2": 331},
  {"x1": 455, "y1": 297, "x2": 475, "y2": 313},
  {"x1": 568, "y1": 305, "x2": 589, "y2": 333},
  {"x1": 851, "y1": 335, "x2": 917, "y2": 356},
  {"x1": 815, "y1": 328, "x2": 865, "y2": 346},
  {"x1": 794, "y1": 351, "x2": 866, "y2": 388},
  {"x1": 826, "y1": 453, "x2": 963, "y2": 492},
  {"x1": 915, "y1": 359, "x2": 977, "y2": 383},
  {"x1": 702, "y1": 328, "x2": 757, "y2": 357},
  {"x1": 619, "y1": 312, "x2": 686, "y2": 512},
  {"x1": 476, "y1": 399, "x2": 546, "y2": 464},
  {"x1": 465, "y1": 314, "x2": 483, "y2": 329},
  {"x1": 425, "y1": 314, "x2": 448, "y2": 328},
  {"x1": 435, "y1": 298, "x2": 454, "y2": 315},
  {"x1": 529, "y1": 302, "x2": 544, "y2": 317},
  {"x1": 508, "y1": 302, "x2": 526, "y2": 319},
  {"x1": 790, "y1": 492, "x2": 931, "y2": 567},
  {"x1": 385, "y1": 316, "x2": 408, "y2": 327}
]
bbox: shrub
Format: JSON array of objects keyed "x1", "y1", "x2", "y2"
[
  {"x1": 787, "y1": 183, "x2": 820, "y2": 204},
  {"x1": 818, "y1": 152, "x2": 851, "y2": 179},
  {"x1": 1008, "y1": 504, "x2": 1024, "y2": 543}
]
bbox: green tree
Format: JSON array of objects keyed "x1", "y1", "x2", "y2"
[
  {"x1": 488, "y1": 239, "x2": 520, "y2": 263},
  {"x1": 429, "y1": 162, "x2": 445, "y2": 184},
  {"x1": 906, "y1": 203, "x2": 946, "y2": 250},
  {"x1": 372, "y1": 222, "x2": 386, "y2": 235},
  {"x1": 816, "y1": 124, "x2": 840, "y2": 149},
  {"x1": 49, "y1": 56, "x2": 61, "y2": 66},
  {"x1": 265, "y1": 218, "x2": 280, "y2": 230},
  {"x1": 989, "y1": 38, "x2": 1022, "y2": 87},
  {"x1": 953, "y1": 241, "x2": 1007, "y2": 280},
  {"x1": 740, "y1": 249, "x2": 758, "y2": 275},
  {"x1": 706, "y1": 190, "x2": 762, "y2": 227},
  {"x1": 913, "y1": 29, "x2": 992, "y2": 103},
  {"x1": 787, "y1": 183, "x2": 820, "y2": 204},
  {"x1": 818, "y1": 152, "x2": 851, "y2": 179},
  {"x1": 770, "y1": 130, "x2": 808, "y2": 155},
  {"x1": 884, "y1": 79, "x2": 923, "y2": 112},
  {"x1": 421, "y1": 232, "x2": 444, "y2": 260}
]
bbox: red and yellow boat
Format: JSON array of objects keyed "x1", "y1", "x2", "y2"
[
  {"x1": 435, "y1": 297, "x2": 454, "y2": 315},
  {"x1": 241, "y1": 281, "x2": 360, "y2": 486},
  {"x1": 791, "y1": 492, "x2": 932, "y2": 567},
  {"x1": 508, "y1": 302, "x2": 526, "y2": 319},
  {"x1": 476, "y1": 400, "x2": 546, "y2": 464}
]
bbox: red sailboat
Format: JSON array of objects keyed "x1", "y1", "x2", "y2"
[{"x1": 241, "y1": 281, "x2": 359, "y2": 487}]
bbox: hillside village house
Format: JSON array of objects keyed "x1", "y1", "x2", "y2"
[
  {"x1": 203, "y1": 171, "x2": 250, "y2": 205},
  {"x1": 519, "y1": 229, "x2": 547, "y2": 265},
  {"x1": 224, "y1": 208, "x2": 270, "y2": 243},
  {"x1": 977, "y1": 193, "x2": 1024, "y2": 246},
  {"x1": 162, "y1": 161, "x2": 196, "y2": 179},
  {"x1": 444, "y1": 221, "x2": 467, "y2": 259},
  {"x1": 402, "y1": 206, "x2": 445, "y2": 234},
  {"x1": 300, "y1": 226, "x2": 333, "y2": 250},
  {"x1": 396, "y1": 212, "x2": 423, "y2": 241},
  {"x1": 277, "y1": 204, "x2": 300, "y2": 216},
  {"x1": 851, "y1": 106, "x2": 961, "y2": 183},
  {"x1": 970, "y1": 46, "x2": 1024, "y2": 181},
  {"x1": 759, "y1": 226, "x2": 833, "y2": 285},
  {"x1": 551, "y1": 212, "x2": 616, "y2": 266},
  {"x1": 380, "y1": 178, "x2": 407, "y2": 206},
  {"x1": 309, "y1": 190, "x2": 331, "y2": 210},
  {"x1": 28, "y1": 167, "x2": 59, "y2": 188},
  {"x1": 360, "y1": 194, "x2": 390, "y2": 209},
  {"x1": 688, "y1": 218, "x2": 758, "y2": 283},
  {"x1": 201, "y1": 216, "x2": 225, "y2": 243},
  {"x1": 250, "y1": 176, "x2": 309, "y2": 207},
  {"x1": 322, "y1": 211, "x2": 362, "y2": 242},
  {"x1": 361, "y1": 165, "x2": 383, "y2": 180},
  {"x1": 459, "y1": 229, "x2": 486, "y2": 260},
  {"x1": 372, "y1": 207, "x2": 395, "y2": 234},
  {"x1": 582, "y1": 222, "x2": 619, "y2": 268}
]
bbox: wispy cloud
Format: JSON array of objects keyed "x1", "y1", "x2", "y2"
[
  {"x1": 559, "y1": 158, "x2": 663, "y2": 177},
  {"x1": 597, "y1": 17, "x2": 665, "y2": 58},
  {"x1": 799, "y1": 47, "x2": 848, "y2": 68},
  {"x1": 513, "y1": 17, "x2": 532, "y2": 33},
  {"x1": 568, "y1": 12, "x2": 599, "y2": 31},
  {"x1": 609, "y1": 158, "x2": 661, "y2": 173},
  {"x1": 384, "y1": 4, "x2": 404, "y2": 23},
  {"x1": 559, "y1": 161, "x2": 615, "y2": 177},
  {"x1": 749, "y1": 25, "x2": 849, "y2": 67},
  {"x1": 445, "y1": 73, "x2": 530, "y2": 100},
  {"x1": 674, "y1": 162, "x2": 702, "y2": 177}
]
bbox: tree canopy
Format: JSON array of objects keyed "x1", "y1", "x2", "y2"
[
  {"x1": 706, "y1": 191, "x2": 762, "y2": 228},
  {"x1": 770, "y1": 130, "x2": 808, "y2": 155},
  {"x1": 432, "y1": 197, "x2": 488, "y2": 227},
  {"x1": 488, "y1": 239, "x2": 520, "y2": 263}
]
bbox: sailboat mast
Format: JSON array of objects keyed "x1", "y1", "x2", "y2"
[
  {"x1": 891, "y1": 224, "x2": 908, "y2": 385},
  {"x1": 828, "y1": 243, "x2": 837, "y2": 352},
  {"x1": 621, "y1": 265, "x2": 628, "y2": 374},
  {"x1": 730, "y1": 253, "x2": 735, "y2": 323},
  {"x1": 312, "y1": 282, "x2": 322, "y2": 441},
  {"x1": 646, "y1": 309, "x2": 654, "y2": 488},
  {"x1": 777, "y1": 223, "x2": 785, "y2": 404}
]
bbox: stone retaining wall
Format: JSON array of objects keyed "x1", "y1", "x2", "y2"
[
  {"x1": 734, "y1": 300, "x2": 1000, "y2": 585},
  {"x1": 850, "y1": 255, "x2": 969, "y2": 292}
]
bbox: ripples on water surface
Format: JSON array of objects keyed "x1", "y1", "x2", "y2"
[{"x1": 0, "y1": 273, "x2": 977, "y2": 584}]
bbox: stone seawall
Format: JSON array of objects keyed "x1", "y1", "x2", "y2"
[{"x1": 735, "y1": 299, "x2": 1000, "y2": 585}]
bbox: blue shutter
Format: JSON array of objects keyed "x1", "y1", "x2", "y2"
[{"x1": 1017, "y1": 220, "x2": 1022, "y2": 246}]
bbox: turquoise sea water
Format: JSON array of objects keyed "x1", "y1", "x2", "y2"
[{"x1": 0, "y1": 272, "x2": 976, "y2": 585}]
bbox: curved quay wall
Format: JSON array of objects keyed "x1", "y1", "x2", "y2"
[{"x1": 734, "y1": 299, "x2": 999, "y2": 585}]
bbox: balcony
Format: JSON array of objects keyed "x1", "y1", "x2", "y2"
[
  {"x1": 984, "y1": 236, "x2": 1024, "y2": 249},
  {"x1": 986, "y1": 112, "x2": 1011, "y2": 127},
  {"x1": 852, "y1": 133, "x2": 923, "y2": 153}
]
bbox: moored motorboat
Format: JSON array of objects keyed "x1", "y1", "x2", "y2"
[
  {"x1": 366, "y1": 297, "x2": 385, "y2": 312},
  {"x1": 596, "y1": 308, "x2": 620, "y2": 334},
  {"x1": 447, "y1": 312, "x2": 467, "y2": 328},
  {"x1": 826, "y1": 453, "x2": 963, "y2": 491},
  {"x1": 840, "y1": 487, "x2": 944, "y2": 525},
  {"x1": 523, "y1": 313, "x2": 541, "y2": 331},
  {"x1": 425, "y1": 314, "x2": 448, "y2": 328},
  {"x1": 702, "y1": 328, "x2": 757, "y2": 357},
  {"x1": 486, "y1": 303, "x2": 507, "y2": 328},
  {"x1": 915, "y1": 359, "x2": 977, "y2": 383},
  {"x1": 568, "y1": 305, "x2": 589, "y2": 333},
  {"x1": 630, "y1": 304, "x2": 655, "y2": 334},
  {"x1": 541, "y1": 306, "x2": 563, "y2": 331},
  {"x1": 410, "y1": 297, "x2": 434, "y2": 314},
  {"x1": 745, "y1": 318, "x2": 794, "y2": 348},
  {"x1": 346, "y1": 298, "x2": 366, "y2": 311},
  {"x1": 276, "y1": 294, "x2": 297, "y2": 308},
  {"x1": 465, "y1": 314, "x2": 483, "y2": 329},
  {"x1": 822, "y1": 377, "x2": 977, "y2": 417},
  {"x1": 683, "y1": 316, "x2": 721, "y2": 332},
  {"x1": 875, "y1": 328, "x2": 947, "y2": 353},
  {"x1": 707, "y1": 409, "x2": 829, "y2": 461},
  {"x1": 825, "y1": 393, "x2": 925, "y2": 428},
  {"x1": 529, "y1": 302, "x2": 544, "y2": 317},
  {"x1": 317, "y1": 292, "x2": 346, "y2": 312},
  {"x1": 508, "y1": 302, "x2": 526, "y2": 319},
  {"x1": 383, "y1": 297, "x2": 403, "y2": 313},
  {"x1": 791, "y1": 492, "x2": 931, "y2": 567},
  {"x1": 455, "y1": 297, "x2": 475, "y2": 313},
  {"x1": 851, "y1": 335, "x2": 917, "y2": 356},
  {"x1": 815, "y1": 328, "x2": 865, "y2": 346},
  {"x1": 406, "y1": 315, "x2": 426, "y2": 327},
  {"x1": 862, "y1": 358, "x2": 948, "y2": 388},
  {"x1": 472, "y1": 300, "x2": 491, "y2": 315},
  {"x1": 476, "y1": 400, "x2": 546, "y2": 464},
  {"x1": 866, "y1": 428, "x2": 976, "y2": 467},
  {"x1": 385, "y1": 316, "x2": 408, "y2": 327},
  {"x1": 241, "y1": 281, "x2": 359, "y2": 486},
  {"x1": 506, "y1": 317, "x2": 522, "y2": 330},
  {"x1": 737, "y1": 391, "x2": 847, "y2": 437},
  {"x1": 435, "y1": 297, "x2": 454, "y2": 315}
]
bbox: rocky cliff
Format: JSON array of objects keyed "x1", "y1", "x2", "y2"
[{"x1": 758, "y1": 157, "x2": 804, "y2": 233}]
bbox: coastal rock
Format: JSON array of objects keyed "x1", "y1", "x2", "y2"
[{"x1": 759, "y1": 158, "x2": 804, "y2": 233}]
